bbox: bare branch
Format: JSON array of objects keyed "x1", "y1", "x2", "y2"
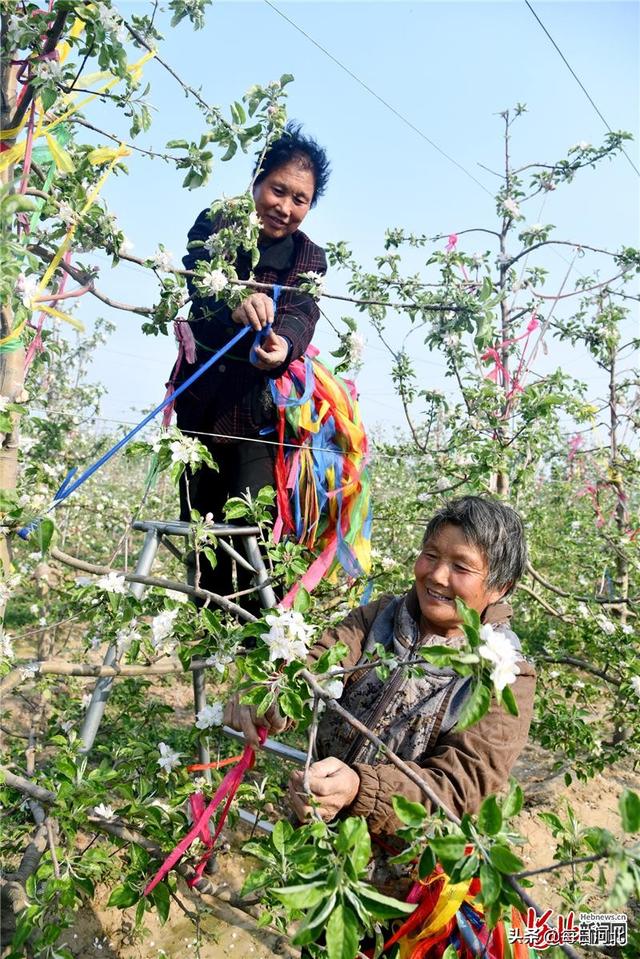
[
  {"x1": 49, "y1": 546, "x2": 257, "y2": 622},
  {"x1": 537, "y1": 655, "x2": 621, "y2": 687},
  {"x1": 0, "y1": 766, "x2": 56, "y2": 804},
  {"x1": 516, "y1": 583, "x2": 573, "y2": 622}
]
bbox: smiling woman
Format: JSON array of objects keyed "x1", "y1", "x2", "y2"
[
  {"x1": 226, "y1": 495, "x2": 536, "y2": 894},
  {"x1": 169, "y1": 122, "x2": 330, "y2": 605}
]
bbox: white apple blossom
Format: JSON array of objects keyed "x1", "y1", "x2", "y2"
[
  {"x1": 94, "y1": 571, "x2": 128, "y2": 594},
  {"x1": 303, "y1": 271, "x2": 326, "y2": 295},
  {"x1": 57, "y1": 201, "x2": 76, "y2": 225},
  {"x1": 115, "y1": 624, "x2": 141, "y2": 654},
  {"x1": 502, "y1": 197, "x2": 521, "y2": 218},
  {"x1": 262, "y1": 609, "x2": 316, "y2": 664},
  {"x1": 81, "y1": 692, "x2": 92, "y2": 710},
  {"x1": 621, "y1": 623, "x2": 633, "y2": 636},
  {"x1": 169, "y1": 435, "x2": 203, "y2": 467},
  {"x1": 157, "y1": 742, "x2": 181, "y2": 772},
  {"x1": 195, "y1": 701, "x2": 225, "y2": 729},
  {"x1": 320, "y1": 668, "x2": 344, "y2": 701},
  {"x1": 36, "y1": 58, "x2": 63, "y2": 82},
  {"x1": 1, "y1": 631, "x2": 14, "y2": 660},
  {"x1": 15, "y1": 273, "x2": 40, "y2": 309},
  {"x1": 0, "y1": 574, "x2": 19, "y2": 605},
  {"x1": 200, "y1": 268, "x2": 228, "y2": 294},
  {"x1": 94, "y1": 803, "x2": 115, "y2": 820},
  {"x1": 20, "y1": 661, "x2": 40, "y2": 680},
  {"x1": 205, "y1": 651, "x2": 234, "y2": 674},
  {"x1": 596, "y1": 616, "x2": 616, "y2": 636},
  {"x1": 119, "y1": 236, "x2": 134, "y2": 255},
  {"x1": 631, "y1": 676, "x2": 640, "y2": 698},
  {"x1": 477, "y1": 624, "x2": 520, "y2": 692},
  {"x1": 150, "y1": 608, "x2": 179, "y2": 654},
  {"x1": 345, "y1": 330, "x2": 365, "y2": 366},
  {"x1": 248, "y1": 211, "x2": 261, "y2": 228},
  {"x1": 95, "y1": 5, "x2": 123, "y2": 38},
  {"x1": 444, "y1": 332, "x2": 460, "y2": 348},
  {"x1": 165, "y1": 589, "x2": 188, "y2": 604},
  {"x1": 153, "y1": 248, "x2": 174, "y2": 272}
]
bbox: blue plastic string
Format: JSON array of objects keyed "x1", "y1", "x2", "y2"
[{"x1": 19, "y1": 285, "x2": 286, "y2": 540}]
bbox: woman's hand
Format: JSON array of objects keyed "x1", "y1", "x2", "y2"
[
  {"x1": 231, "y1": 292, "x2": 274, "y2": 331},
  {"x1": 251, "y1": 328, "x2": 289, "y2": 370},
  {"x1": 223, "y1": 693, "x2": 287, "y2": 751},
  {"x1": 288, "y1": 757, "x2": 361, "y2": 823}
]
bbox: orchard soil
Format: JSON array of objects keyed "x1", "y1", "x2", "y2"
[{"x1": 7, "y1": 647, "x2": 639, "y2": 959}]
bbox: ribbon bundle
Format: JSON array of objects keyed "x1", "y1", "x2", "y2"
[
  {"x1": 270, "y1": 347, "x2": 372, "y2": 607},
  {"x1": 379, "y1": 865, "x2": 533, "y2": 959},
  {"x1": 144, "y1": 727, "x2": 267, "y2": 895}
]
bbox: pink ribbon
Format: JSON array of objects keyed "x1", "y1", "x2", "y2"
[
  {"x1": 280, "y1": 536, "x2": 337, "y2": 609},
  {"x1": 482, "y1": 313, "x2": 540, "y2": 391},
  {"x1": 161, "y1": 321, "x2": 197, "y2": 427},
  {"x1": 144, "y1": 727, "x2": 267, "y2": 895}
]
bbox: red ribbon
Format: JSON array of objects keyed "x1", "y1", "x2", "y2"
[{"x1": 144, "y1": 727, "x2": 267, "y2": 895}]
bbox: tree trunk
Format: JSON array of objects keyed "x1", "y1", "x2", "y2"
[{"x1": 0, "y1": 38, "x2": 24, "y2": 581}]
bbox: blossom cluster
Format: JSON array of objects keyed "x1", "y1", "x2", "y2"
[
  {"x1": 477, "y1": 624, "x2": 520, "y2": 692},
  {"x1": 261, "y1": 609, "x2": 316, "y2": 664}
]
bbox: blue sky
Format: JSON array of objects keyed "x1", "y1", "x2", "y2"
[{"x1": 74, "y1": 0, "x2": 638, "y2": 438}]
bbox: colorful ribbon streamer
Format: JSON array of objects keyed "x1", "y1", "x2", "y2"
[
  {"x1": 270, "y1": 352, "x2": 372, "y2": 606},
  {"x1": 144, "y1": 727, "x2": 267, "y2": 895}
]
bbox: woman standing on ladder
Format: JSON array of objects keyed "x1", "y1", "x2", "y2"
[{"x1": 170, "y1": 122, "x2": 330, "y2": 604}]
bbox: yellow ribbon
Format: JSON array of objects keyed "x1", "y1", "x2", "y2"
[
  {"x1": 35, "y1": 302, "x2": 84, "y2": 332},
  {"x1": 0, "y1": 49, "x2": 155, "y2": 173},
  {"x1": 397, "y1": 875, "x2": 479, "y2": 959},
  {"x1": 0, "y1": 317, "x2": 27, "y2": 348}
]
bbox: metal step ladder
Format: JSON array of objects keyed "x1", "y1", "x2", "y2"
[{"x1": 78, "y1": 520, "x2": 304, "y2": 833}]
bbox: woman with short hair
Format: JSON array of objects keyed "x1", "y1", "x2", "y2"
[{"x1": 171, "y1": 122, "x2": 330, "y2": 600}]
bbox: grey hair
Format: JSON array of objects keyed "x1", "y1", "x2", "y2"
[{"x1": 423, "y1": 496, "x2": 527, "y2": 592}]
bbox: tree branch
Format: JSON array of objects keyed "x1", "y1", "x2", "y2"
[
  {"x1": 537, "y1": 655, "x2": 621, "y2": 687},
  {"x1": 0, "y1": 766, "x2": 56, "y2": 804},
  {"x1": 7, "y1": 10, "x2": 69, "y2": 130},
  {"x1": 49, "y1": 546, "x2": 257, "y2": 622},
  {"x1": 516, "y1": 582, "x2": 573, "y2": 622},
  {"x1": 527, "y1": 562, "x2": 637, "y2": 606}
]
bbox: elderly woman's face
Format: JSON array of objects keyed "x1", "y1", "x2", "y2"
[
  {"x1": 414, "y1": 523, "x2": 505, "y2": 637},
  {"x1": 253, "y1": 159, "x2": 315, "y2": 240}
]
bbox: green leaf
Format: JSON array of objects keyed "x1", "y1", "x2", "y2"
[
  {"x1": 418, "y1": 845, "x2": 436, "y2": 879},
  {"x1": 502, "y1": 781, "x2": 524, "y2": 819},
  {"x1": 478, "y1": 796, "x2": 503, "y2": 836},
  {"x1": 292, "y1": 894, "x2": 337, "y2": 944},
  {"x1": 489, "y1": 844, "x2": 524, "y2": 874},
  {"x1": 273, "y1": 882, "x2": 327, "y2": 910},
  {"x1": 325, "y1": 902, "x2": 360, "y2": 959},
  {"x1": 455, "y1": 681, "x2": 491, "y2": 731},
  {"x1": 152, "y1": 882, "x2": 170, "y2": 924},
  {"x1": 428, "y1": 835, "x2": 467, "y2": 871},
  {"x1": 36, "y1": 517, "x2": 55, "y2": 554},
  {"x1": 619, "y1": 789, "x2": 640, "y2": 833},
  {"x1": 479, "y1": 863, "x2": 502, "y2": 905},
  {"x1": 271, "y1": 819, "x2": 290, "y2": 854},
  {"x1": 107, "y1": 883, "x2": 139, "y2": 908},
  {"x1": 420, "y1": 644, "x2": 459, "y2": 666},
  {"x1": 500, "y1": 684, "x2": 519, "y2": 717},
  {"x1": 391, "y1": 794, "x2": 427, "y2": 827},
  {"x1": 293, "y1": 585, "x2": 311, "y2": 613},
  {"x1": 337, "y1": 818, "x2": 371, "y2": 875},
  {"x1": 355, "y1": 884, "x2": 417, "y2": 919}
]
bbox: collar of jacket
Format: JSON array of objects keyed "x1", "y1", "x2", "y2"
[{"x1": 405, "y1": 584, "x2": 513, "y2": 630}]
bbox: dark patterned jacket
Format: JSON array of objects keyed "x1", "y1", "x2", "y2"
[{"x1": 173, "y1": 208, "x2": 327, "y2": 441}]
